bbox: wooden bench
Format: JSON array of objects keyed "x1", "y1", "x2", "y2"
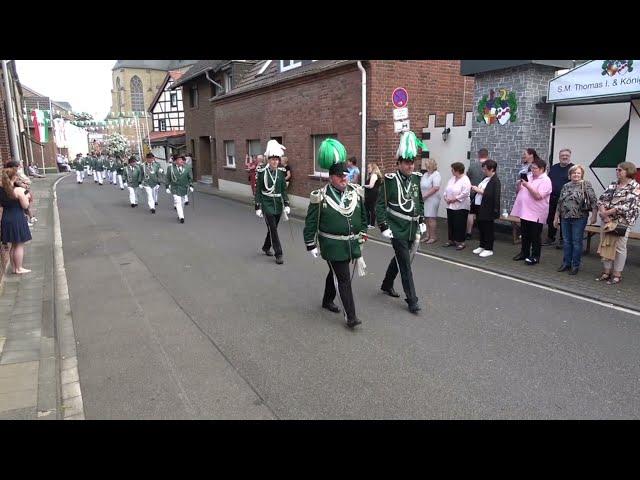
[
  {"x1": 499, "y1": 215, "x2": 522, "y2": 244},
  {"x1": 584, "y1": 224, "x2": 640, "y2": 254}
]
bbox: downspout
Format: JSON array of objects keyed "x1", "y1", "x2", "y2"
[
  {"x1": 2, "y1": 60, "x2": 22, "y2": 163},
  {"x1": 357, "y1": 61, "x2": 366, "y2": 186},
  {"x1": 205, "y1": 70, "x2": 224, "y2": 92}
]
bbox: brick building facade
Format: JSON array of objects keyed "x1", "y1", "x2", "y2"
[{"x1": 178, "y1": 60, "x2": 474, "y2": 205}]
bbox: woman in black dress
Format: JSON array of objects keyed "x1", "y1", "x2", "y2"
[
  {"x1": 1, "y1": 166, "x2": 32, "y2": 274},
  {"x1": 364, "y1": 162, "x2": 382, "y2": 228}
]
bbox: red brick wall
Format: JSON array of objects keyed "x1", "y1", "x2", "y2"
[
  {"x1": 0, "y1": 89, "x2": 11, "y2": 164},
  {"x1": 367, "y1": 60, "x2": 474, "y2": 174},
  {"x1": 213, "y1": 65, "x2": 363, "y2": 198}
]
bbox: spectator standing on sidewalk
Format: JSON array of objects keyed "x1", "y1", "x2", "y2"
[
  {"x1": 553, "y1": 164, "x2": 597, "y2": 275},
  {"x1": 511, "y1": 157, "x2": 552, "y2": 266},
  {"x1": 1, "y1": 166, "x2": 32, "y2": 274},
  {"x1": 364, "y1": 162, "x2": 382, "y2": 228},
  {"x1": 471, "y1": 159, "x2": 501, "y2": 258},
  {"x1": 595, "y1": 162, "x2": 640, "y2": 286},
  {"x1": 419, "y1": 158, "x2": 441, "y2": 244},
  {"x1": 281, "y1": 156, "x2": 292, "y2": 189},
  {"x1": 544, "y1": 148, "x2": 574, "y2": 247},
  {"x1": 466, "y1": 148, "x2": 489, "y2": 240},
  {"x1": 347, "y1": 157, "x2": 360, "y2": 184},
  {"x1": 442, "y1": 162, "x2": 471, "y2": 250}
]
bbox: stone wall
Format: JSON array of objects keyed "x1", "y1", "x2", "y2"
[{"x1": 469, "y1": 64, "x2": 556, "y2": 211}]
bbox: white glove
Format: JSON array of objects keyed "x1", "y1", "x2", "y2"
[
  {"x1": 419, "y1": 223, "x2": 427, "y2": 234},
  {"x1": 284, "y1": 206, "x2": 291, "y2": 215},
  {"x1": 382, "y1": 229, "x2": 394, "y2": 239},
  {"x1": 309, "y1": 248, "x2": 319, "y2": 258},
  {"x1": 123, "y1": 183, "x2": 128, "y2": 188},
  {"x1": 256, "y1": 209, "x2": 263, "y2": 218},
  {"x1": 166, "y1": 188, "x2": 171, "y2": 195},
  {"x1": 189, "y1": 186, "x2": 194, "y2": 192}
]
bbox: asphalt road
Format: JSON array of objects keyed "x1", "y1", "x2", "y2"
[{"x1": 57, "y1": 176, "x2": 640, "y2": 419}]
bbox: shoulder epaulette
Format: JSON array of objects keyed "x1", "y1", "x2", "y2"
[
  {"x1": 278, "y1": 167, "x2": 287, "y2": 172},
  {"x1": 310, "y1": 189, "x2": 323, "y2": 204},
  {"x1": 349, "y1": 183, "x2": 365, "y2": 198},
  {"x1": 384, "y1": 173, "x2": 396, "y2": 180},
  {"x1": 256, "y1": 166, "x2": 265, "y2": 173},
  {"x1": 412, "y1": 171, "x2": 423, "y2": 177}
]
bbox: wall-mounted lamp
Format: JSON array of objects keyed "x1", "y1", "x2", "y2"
[{"x1": 442, "y1": 127, "x2": 451, "y2": 142}]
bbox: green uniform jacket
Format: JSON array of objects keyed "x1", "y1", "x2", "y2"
[
  {"x1": 82, "y1": 157, "x2": 90, "y2": 168},
  {"x1": 94, "y1": 157, "x2": 105, "y2": 172},
  {"x1": 108, "y1": 159, "x2": 118, "y2": 172},
  {"x1": 165, "y1": 164, "x2": 193, "y2": 196},
  {"x1": 303, "y1": 183, "x2": 368, "y2": 262},
  {"x1": 254, "y1": 166, "x2": 289, "y2": 216},
  {"x1": 115, "y1": 159, "x2": 124, "y2": 174},
  {"x1": 88, "y1": 157, "x2": 96, "y2": 169},
  {"x1": 140, "y1": 161, "x2": 164, "y2": 188},
  {"x1": 72, "y1": 159, "x2": 84, "y2": 171},
  {"x1": 375, "y1": 171, "x2": 425, "y2": 241},
  {"x1": 122, "y1": 164, "x2": 142, "y2": 188}
]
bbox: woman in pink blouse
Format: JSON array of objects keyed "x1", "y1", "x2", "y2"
[
  {"x1": 443, "y1": 162, "x2": 471, "y2": 250},
  {"x1": 510, "y1": 157, "x2": 552, "y2": 265}
]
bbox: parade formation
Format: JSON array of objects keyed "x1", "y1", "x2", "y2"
[{"x1": 70, "y1": 133, "x2": 429, "y2": 330}]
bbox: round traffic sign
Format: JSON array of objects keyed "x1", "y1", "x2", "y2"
[{"x1": 392, "y1": 87, "x2": 408, "y2": 108}]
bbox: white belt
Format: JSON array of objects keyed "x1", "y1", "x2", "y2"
[
  {"x1": 387, "y1": 207, "x2": 420, "y2": 222},
  {"x1": 319, "y1": 231, "x2": 358, "y2": 241},
  {"x1": 262, "y1": 192, "x2": 281, "y2": 197}
]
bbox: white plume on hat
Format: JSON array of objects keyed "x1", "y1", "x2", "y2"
[{"x1": 264, "y1": 139, "x2": 286, "y2": 158}]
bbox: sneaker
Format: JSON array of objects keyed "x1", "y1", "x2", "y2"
[
  {"x1": 367, "y1": 225, "x2": 375, "y2": 229},
  {"x1": 346, "y1": 318, "x2": 362, "y2": 328},
  {"x1": 472, "y1": 247, "x2": 484, "y2": 254},
  {"x1": 524, "y1": 257, "x2": 539, "y2": 265},
  {"x1": 479, "y1": 250, "x2": 493, "y2": 258}
]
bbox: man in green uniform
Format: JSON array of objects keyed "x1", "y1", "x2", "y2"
[
  {"x1": 73, "y1": 154, "x2": 84, "y2": 183},
  {"x1": 255, "y1": 139, "x2": 290, "y2": 264},
  {"x1": 303, "y1": 138, "x2": 366, "y2": 329},
  {"x1": 376, "y1": 131, "x2": 428, "y2": 314},
  {"x1": 94, "y1": 154, "x2": 106, "y2": 185},
  {"x1": 140, "y1": 152, "x2": 165, "y2": 214},
  {"x1": 114, "y1": 156, "x2": 125, "y2": 190},
  {"x1": 89, "y1": 153, "x2": 98, "y2": 183},
  {"x1": 122, "y1": 156, "x2": 142, "y2": 207},
  {"x1": 165, "y1": 154, "x2": 193, "y2": 223}
]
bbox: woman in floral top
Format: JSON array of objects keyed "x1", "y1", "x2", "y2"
[
  {"x1": 595, "y1": 162, "x2": 640, "y2": 285},
  {"x1": 553, "y1": 164, "x2": 597, "y2": 275}
]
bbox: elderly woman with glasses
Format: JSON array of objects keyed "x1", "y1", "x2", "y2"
[
  {"x1": 595, "y1": 162, "x2": 640, "y2": 285},
  {"x1": 510, "y1": 157, "x2": 553, "y2": 265},
  {"x1": 552, "y1": 164, "x2": 598, "y2": 275}
]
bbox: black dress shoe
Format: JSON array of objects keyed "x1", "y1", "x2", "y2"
[
  {"x1": 322, "y1": 302, "x2": 340, "y2": 313},
  {"x1": 557, "y1": 265, "x2": 570, "y2": 272},
  {"x1": 151, "y1": 208, "x2": 156, "y2": 214},
  {"x1": 185, "y1": 201, "x2": 189, "y2": 206},
  {"x1": 513, "y1": 253, "x2": 526, "y2": 261},
  {"x1": 381, "y1": 286, "x2": 400, "y2": 297},
  {"x1": 408, "y1": 303, "x2": 421, "y2": 314},
  {"x1": 262, "y1": 249, "x2": 274, "y2": 256},
  {"x1": 131, "y1": 204, "x2": 136, "y2": 208},
  {"x1": 179, "y1": 218, "x2": 185, "y2": 223},
  {"x1": 569, "y1": 267, "x2": 579, "y2": 275},
  {"x1": 346, "y1": 318, "x2": 362, "y2": 328},
  {"x1": 275, "y1": 256, "x2": 284, "y2": 264},
  {"x1": 155, "y1": 202, "x2": 158, "y2": 206}
]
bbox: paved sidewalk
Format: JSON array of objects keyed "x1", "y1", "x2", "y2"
[
  {"x1": 0, "y1": 173, "x2": 82, "y2": 420},
  {"x1": 194, "y1": 182, "x2": 640, "y2": 312}
]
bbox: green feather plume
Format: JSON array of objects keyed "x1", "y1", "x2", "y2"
[{"x1": 318, "y1": 138, "x2": 347, "y2": 170}]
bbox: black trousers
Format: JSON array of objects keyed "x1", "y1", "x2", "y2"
[
  {"x1": 478, "y1": 220, "x2": 495, "y2": 250},
  {"x1": 382, "y1": 238, "x2": 418, "y2": 305},
  {"x1": 547, "y1": 195, "x2": 560, "y2": 241},
  {"x1": 323, "y1": 260, "x2": 357, "y2": 321},
  {"x1": 262, "y1": 213, "x2": 282, "y2": 256},
  {"x1": 520, "y1": 219, "x2": 543, "y2": 259},
  {"x1": 365, "y1": 191, "x2": 378, "y2": 226},
  {"x1": 447, "y1": 208, "x2": 469, "y2": 243}
]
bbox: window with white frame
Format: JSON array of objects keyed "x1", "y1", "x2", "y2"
[
  {"x1": 170, "y1": 92, "x2": 177, "y2": 108},
  {"x1": 159, "y1": 119, "x2": 166, "y2": 131},
  {"x1": 280, "y1": 60, "x2": 302, "y2": 72},
  {"x1": 247, "y1": 139, "x2": 261, "y2": 157},
  {"x1": 224, "y1": 71, "x2": 233, "y2": 92},
  {"x1": 313, "y1": 133, "x2": 337, "y2": 177},
  {"x1": 224, "y1": 141, "x2": 235, "y2": 167}
]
